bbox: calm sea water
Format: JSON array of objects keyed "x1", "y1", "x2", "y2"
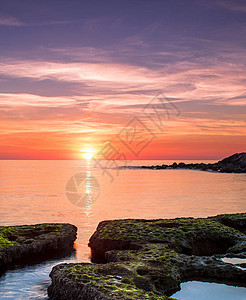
[
  {"x1": 0, "y1": 160, "x2": 245, "y2": 299},
  {"x1": 173, "y1": 281, "x2": 246, "y2": 300}
]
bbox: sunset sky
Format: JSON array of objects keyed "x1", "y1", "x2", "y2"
[{"x1": 0, "y1": 0, "x2": 245, "y2": 160}]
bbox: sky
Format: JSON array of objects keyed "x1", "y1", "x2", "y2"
[{"x1": 0, "y1": 0, "x2": 245, "y2": 160}]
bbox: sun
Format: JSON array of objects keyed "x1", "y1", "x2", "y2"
[{"x1": 80, "y1": 147, "x2": 96, "y2": 160}]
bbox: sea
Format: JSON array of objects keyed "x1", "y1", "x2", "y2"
[{"x1": 0, "y1": 159, "x2": 245, "y2": 299}]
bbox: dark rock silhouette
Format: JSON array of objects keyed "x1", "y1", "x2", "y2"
[{"x1": 127, "y1": 152, "x2": 246, "y2": 173}]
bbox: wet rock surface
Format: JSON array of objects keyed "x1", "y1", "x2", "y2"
[
  {"x1": 0, "y1": 223, "x2": 77, "y2": 274},
  {"x1": 48, "y1": 213, "x2": 246, "y2": 299}
]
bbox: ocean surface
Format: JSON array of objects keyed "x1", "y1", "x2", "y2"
[{"x1": 0, "y1": 159, "x2": 245, "y2": 299}]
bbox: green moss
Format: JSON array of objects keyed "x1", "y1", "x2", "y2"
[
  {"x1": 62, "y1": 263, "x2": 173, "y2": 299},
  {"x1": 0, "y1": 224, "x2": 65, "y2": 249},
  {"x1": 111, "y1": 244, "x2": 177, "y2": 266},
  {"x1": 99, "y1": 217, "x2": 240, "y2": 244},
  {"x1": 0, "y1": 235, "x2": 17, "y2": 248},
  {"x1": 217, "y1": 213, "x2": 246, "y2": 220}
]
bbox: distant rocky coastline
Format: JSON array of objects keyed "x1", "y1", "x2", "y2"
[
  {"x1": 48, "y1": 213, "x2": 246, "y2": 300},
  {"x1": 0, "y1": 223, "x2": 77, "y2": 274},
  {"x1": 123, "y1": 152, "x2": 246, "y2": 173}
]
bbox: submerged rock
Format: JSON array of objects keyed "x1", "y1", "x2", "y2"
[
  {"x1": 48, "y1": 213, "x2": 246, "y2": 299},
  {"x1": 0, "y1": 223, "x2": 77, "y2": 274}
]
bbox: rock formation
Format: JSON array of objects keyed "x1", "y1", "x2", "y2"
[
  {"x1": 48, "y1": 213, "x2": 246, "y2": 299},
  {"x1": 123, "y1": 152, "x2": 246, "y2": 173},
  {"x1": 0, "y1": 223, "x2": 77, "y2": 274}
]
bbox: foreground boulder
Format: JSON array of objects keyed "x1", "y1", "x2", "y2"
[
  {"x1": 48, "y1": 213, "x2": 246, "y2": 299},
  {"x1": 0, "y1": 223, "x2": 77, "y2": 274}
]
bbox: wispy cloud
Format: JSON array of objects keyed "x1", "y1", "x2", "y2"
[
  {"x1": 0, "y1": 60, "x2": 157, "y2": 84},
  {"x1": 0, "y1": 1, "x2": 245, "y2": 159},
  {"x1": 0, "y1": 93, "x2": 77, "y2": 107},
  {"x1": 0, "y1": 57, "x2": 245, "y2": 109},
  {"x1": 215, "y1": 0, "x2": 246, "y2": 12},
  {"x1": 0, "y1": 14, "x2": 23, "y2": 26}
]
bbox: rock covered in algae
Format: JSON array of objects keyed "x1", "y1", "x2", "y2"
[
  {"x1": 48, "y1": 262, "x2": 171, "y2": 299},
  {"x1": 48, "y1": 213, "x2": 246, "y2": 299},
  {"x1": 0, "y1": 223, "x2": 77, "y2": 274}
]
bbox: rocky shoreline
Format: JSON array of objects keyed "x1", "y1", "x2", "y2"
[
  {"x1": 48, "y1": 213, "x2": 246, "y2": 299},
  {"x1": 0, "y1": 223, "x2": 77, "y2": 274},
  {"x1": 122, "y1": 152, "x2": 246, "y2": 173}
]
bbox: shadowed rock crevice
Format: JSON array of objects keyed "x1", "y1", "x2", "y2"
[{"x1": 178, "y1": 236, "x2": 236, "y2": 256}]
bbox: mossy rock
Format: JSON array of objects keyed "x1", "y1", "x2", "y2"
[
  {"x1": 214, "y1": 213, "x2": 246, "y2": 233},
  {"x1": 0, "y1": 223, "x2": 77, "y2": 274},
  {"x1": 48, "y1": 214, "x2": 246, "y2": 299},
  {"x1": 89, "y1": 217, "x2": 242, "y2": 257},
  {"x1": 48, "y1": 262, "x2": 173, "y2": 299}
]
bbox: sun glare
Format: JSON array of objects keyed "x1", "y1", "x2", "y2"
[{"x1": 81, "y1": 147, "x2": 96, "y2": 160}]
